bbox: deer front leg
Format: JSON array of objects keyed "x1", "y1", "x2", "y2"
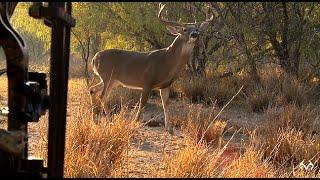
[
  {"x1": 89, "y1": 79, "x2": 114, "y2": 123},
  {"x1": 135, "y1": 86, "x2": 151, "y2": 121},
  {"x1": 98, "y1": 80, "x2": 115, "y2": 120},
  {"x1": 100, "y1": 79, "x2": 114, "y2": 100},
  {"x1": 160, "y1": 87, "x2": 173, "y2": 134},
  {"x1": 100, "y1": 71, "x2": 115, "y2": 99},
  {"x1": 89, "y1": 81, "x2": 104, "y2": 123}
]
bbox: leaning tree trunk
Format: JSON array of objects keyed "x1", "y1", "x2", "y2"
[
  {"x1": 91, "y1": 33, "x2": 101, "y2": 57},
  {"x1": 83, "y1": 38, "x2": 91, "y2": 88},
  {"x1": 190, "y1": 38, "x2": 207, "y2": 77},
  {"x1": 188, "y1": 43, "x2": 199, "y2": 75},
  {"x1": 197, "y1": 48, "x2": 206, "y2": 77},
  {"x1": 71, "y1": 30, "x2": 91, "y2": 87},
  {"x1": 263, "y1": 2, "x2": 302, "y2": 77},
  {"x1": 238, "y1": 33, "x2": 261, "y2": 84},
  {"x1": 291, "y1": 44, "x2": 301, "y2": 77}
]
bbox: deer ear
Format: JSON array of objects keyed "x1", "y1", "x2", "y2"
[{"x1": 166, "y1": 26, "x2": 180, "y2": 35}]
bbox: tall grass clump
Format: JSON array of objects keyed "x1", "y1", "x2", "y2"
[
  {"x1": 221, "y1": 146, "x2": 275, "y2": 178},
  {"x1": 63, "y1": 105, "x2": 140, "y2": 177},
  {"x1": 180, "y1": 105, "x2": 227, "y2": 146},
  {"x1": 171, "y1": 75, "x2": 238, "y2": 107},
  {"x1": 243, "y1": 65, "x2": 314, "y2": 112},
  {"x1": 162, "y1": 136, "x2": 274, "y2": 178},
  {"x1": 250, "y1": 105, "x2": 320, "y2": 168},
  {"x1": 162, "y1": 140, "x2": 220, "y2": 177},
  {"x1": 31, "y1": 79, "x2": 141, "y2": 177},
  {"x1": 103, "y1": 87, "x2": 141, "y2": 114}
]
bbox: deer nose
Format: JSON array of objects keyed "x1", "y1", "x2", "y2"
[{"x1": 190, "y1": 32, "x2": 199, "y2": 38}]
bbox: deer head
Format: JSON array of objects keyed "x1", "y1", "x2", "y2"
[{"x1": 158, "y1": 3, "x2": 214, "y2": 45}]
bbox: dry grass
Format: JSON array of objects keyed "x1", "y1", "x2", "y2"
[
  {"x1": 162, "y1": 141, "x2": 220, "y2": 177},
  {"x1": 251, "y1": 127, "x2": 320, "y2": 167},
  {"x1": 161, "y1": 66, "x2": 320, "y2": 178},
  {"x1": 250, "y1": 104, "x2": 320, "y2": 168},
  {"x1": 63, "y1": 106, "x2": 140, "y2": 178},
  {"x1": 21, "y1": 54, "x2": 86, "y2": 78},
  {"x1": 245, "y1": 85, "x2": 276, "y2": 112},
  {"x1": 162, "y1": 136, "x2": 275, "y2": 178},
  {"x1": 54, "y1": 76, "x2": 320, "y2": 178},
  {"x1": 264, "y1": 104, "x2": 320, "y2": 134},
  {"x1": 171, "y1": 64, "x2": 316, "y2": 113},
  {"x1": 242, "y1": 68, "x2": 314, "y2": 112},
  {"x1": 171, "y1": 76, "x2": 207, "y2": 103},
  {"x1": 222, "y1": 146, "x2": 275, "y2": 178},
  {"x1": 280, "y1": 76, "x2": 309, "y2": 106},
  {"x1": 171, "y1": 75, "x2": 238, "y2": 107},
  {"x1": 27, "y1": 78, "x2": 141, "y2": 178},
  {"x1": 280, "y1": 168, "x2": 320, "y2": 178},
  {"x1": 177, "y1": 105, "x2": 227, "y2": 146},
  {"x1": 103, "y1": 87, "x2": 141, "y2": 114}
]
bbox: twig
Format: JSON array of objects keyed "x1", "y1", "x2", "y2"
[{"x1": 198, "y1": 85, "x2": 244, "y2": 143}]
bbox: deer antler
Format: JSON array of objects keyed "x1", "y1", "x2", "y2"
[
  {"x1": 197, "y1": 10, "x2": 215, "y2": 31},
  {"x1": 158, "y1": 3, "x2": 184, "y2": 27}
]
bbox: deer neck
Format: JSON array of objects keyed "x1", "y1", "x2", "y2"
[{"x1": 166, "y1": 35, "x2": 194, "y2": 67}]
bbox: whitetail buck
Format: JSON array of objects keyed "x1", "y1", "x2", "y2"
[{"x1": 89, "y1": 3, "x2": 214, "y2": 134}]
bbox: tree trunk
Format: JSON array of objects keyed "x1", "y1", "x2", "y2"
[
  {"x1": 197, "y1": 48, "x2": 206, "y2": 77},
  {"x1": 238, "y1": 33, "x2": 260, "y2": 83},
  {"x1": 82, "y1": 37, "x2": 91, "y2": 88},
  {"x1": 189, "y1": 43, "x2": 199, "y2": 75},
  {"x1": 91, "y1": 33, "x2": 101, "y2": 57},
  {"x1": 290, "y1": 43, "x2": 301, "y2": 77}
]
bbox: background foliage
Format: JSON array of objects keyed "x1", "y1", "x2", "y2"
[{"x1": 1, "y1": 2, "x2": 319, "y2": 80}]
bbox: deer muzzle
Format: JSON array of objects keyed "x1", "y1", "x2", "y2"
[{"x1": 190, "y1": 31, "x2": 199, "y2": 39}]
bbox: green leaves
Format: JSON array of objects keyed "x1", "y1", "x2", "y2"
[
  {"x1": 6, "y1": 2, "x2": 320, "y2": 78},
  {"x1": 11, "y1": 2, "x2": 51, "y2": 51}
]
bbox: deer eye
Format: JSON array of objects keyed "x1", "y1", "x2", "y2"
[{"x1": 183, "y1": 28, "x2": 187, "y2": 32}]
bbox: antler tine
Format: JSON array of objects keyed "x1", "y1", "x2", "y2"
[
  {"x1": 205, "y1": 3, "x2": 215, "y2": 22},
  {"x1": 198, "y1": 12, "x2": 214, "y2": 25},
  {"x1": 205, "y1": 13, "x2": 215, "y2": 23},
  {"x1": 158, "y1": 3, "x2": 183, "y2": 27},
  {"x1": 196, "y1": 8, "x2": 215, "y2": 31}
]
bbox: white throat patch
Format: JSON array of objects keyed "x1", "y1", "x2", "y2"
[
  {"x1": 188, "y1": 37, "x2": 197, "y2": 43},
  {"x1": 181, "y1": 42, "x2": 195, "y2": 55}
]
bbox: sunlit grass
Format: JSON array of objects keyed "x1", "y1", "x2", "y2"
[{"x1": 26, "y1": 78, "x2": 141, "y2": 177}]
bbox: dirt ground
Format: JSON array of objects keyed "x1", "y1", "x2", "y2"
[{"x1": 119, "y1": 98, "x2": 266, "y2": 177}]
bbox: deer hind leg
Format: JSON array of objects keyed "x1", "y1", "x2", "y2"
[
  {"x1": 135, "y1": 86, "x2": 151, "y2": 121},
  {"x1": 160, "y1": 87, "x2": 173, "y2": 134}
]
